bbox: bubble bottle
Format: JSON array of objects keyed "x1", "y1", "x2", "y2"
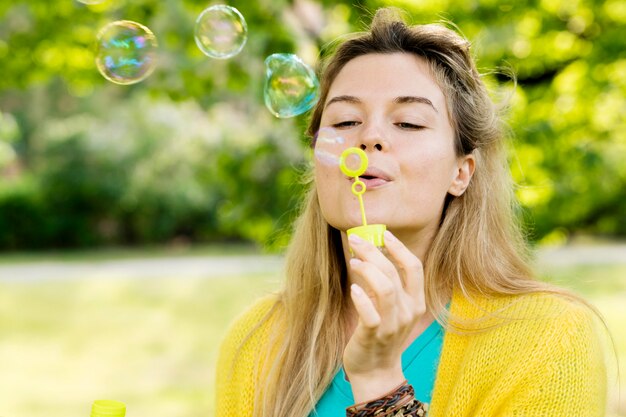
[
  {"x1": 339, "y1": 147, "x2": 387, "y2": 249},
  {"x1": 90, "y1": 400, "x2": 126, "y2": 417}
]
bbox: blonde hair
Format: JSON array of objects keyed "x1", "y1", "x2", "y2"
[{"x1": 244, "y1": 8, "x2": 609, "y2": 417}]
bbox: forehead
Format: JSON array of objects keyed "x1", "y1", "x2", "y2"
[{"x1": 326, "y1": 52, "x2": 448, "y2": 115}]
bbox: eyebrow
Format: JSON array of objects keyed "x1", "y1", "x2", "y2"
[
  {"x1": 324, "y1": 95, "x2": 438, "y2": 113},
  {"x1": 394, "y1": 96, "x2": 438, "y2": 113},
  {"x1": 324, "y1": 95, "x2": 361, "y2": 108}
]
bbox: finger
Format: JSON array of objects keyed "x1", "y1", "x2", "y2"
[
  {"x1": 348, "y1": 234, "x2": 403, "y2": 290},
  {"x1": 349, "y1": 283, "x2": 381, "y2": 330},
  {"x1": 383, "y1": 230, "x2": 424, "y2": 302},
  {"x1": 349, "y1": 257, "x2": 398, "y2": 325}
]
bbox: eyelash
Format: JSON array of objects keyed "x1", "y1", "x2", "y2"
[
  {"x1": 395, "y1": 122, "x2": 425, "y2": 130},
  {"x1": 332, "y1": 121, "x2": 425, "y2": 130},
  {"x1": 332, "y1": 121, "x2": 360, "y2": 128}
]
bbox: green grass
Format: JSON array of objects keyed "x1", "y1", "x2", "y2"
[
  {"x1": 541, "y1": 263, "x2": 626, "y2": 296},
  {"x1": 0, "y1": 272, "x2": 281, "y2": 417},
  {"x1": 0, "y1": 242, "x2": 263, "y2": 264},
  {"x1": 0, "y1": 263, "x2": 624, "y2": 416}
]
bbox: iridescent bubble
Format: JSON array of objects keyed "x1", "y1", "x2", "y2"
[
  {"x1": 195, "y1": 5, "x2": 247, "y2": 59},
  {"x1": 77, "y1": 0, "x2": 106, "y2": 4},
  {"x1": 314, "y1": 127, "x2": 345, "y2": 167},
  {"x1": 264, "y1": 53, "x2": 320, "y2": 118},
  {"x1": 95, "y1": 20, "x2": 158, "y2": 85}
]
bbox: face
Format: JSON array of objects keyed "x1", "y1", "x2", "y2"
[{"x1": 314, "y1": 52, "x2": 474, "y2": 238}]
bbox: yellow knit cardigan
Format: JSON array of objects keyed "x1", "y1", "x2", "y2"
[{"x1": 216, "y1": 288, "x2": 608, "y2": 416}]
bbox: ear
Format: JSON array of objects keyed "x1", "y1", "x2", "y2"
[{"x1": 448, "y1": 153, "x2": 475, "y2": 197}]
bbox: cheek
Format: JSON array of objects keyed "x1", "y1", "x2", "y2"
[
  {"x1": 400, "y1": 151, "x2": 456, "y2": 196},
  {"x1": 314, "y1": 163, "x2": 334, "y2": 190},
  {"x1": 314, "y1": 167, "x2": 338, "y2": 210}
]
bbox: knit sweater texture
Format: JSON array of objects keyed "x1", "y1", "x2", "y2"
[{"x1": 216, "y1": 287, "x2": 607, "y2": 416}]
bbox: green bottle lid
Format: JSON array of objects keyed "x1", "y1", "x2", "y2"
[{"x1": 91, "y1": 400, "x2": 126, "y2": 417}]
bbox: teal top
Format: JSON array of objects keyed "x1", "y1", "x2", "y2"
[{"x1": 309, "y1": 317, "x2": 445, "y2": 416}]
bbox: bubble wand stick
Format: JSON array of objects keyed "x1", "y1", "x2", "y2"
[{"x1": 339, "y1": 147, "x2": 387, "y2": 249}]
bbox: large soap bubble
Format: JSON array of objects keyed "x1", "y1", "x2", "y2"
[
  {"x1": 95, "y1": 20, "x2": 158, "y2": 85},
  {"x1": 264, "y1": 53, "x2": 320, "y2": 118},
  {"x1": 195, "y1": 5, "x2": 248, "y2": 59}
]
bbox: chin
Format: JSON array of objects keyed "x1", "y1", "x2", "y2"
[
  {"x1": 319, "y1": 206, "x2": 360, "y2": 229},
  {"x1": 322, "y1": 215, "x2": 361, "y2": 232}
]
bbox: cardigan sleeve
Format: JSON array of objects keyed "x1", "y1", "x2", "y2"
[
  {"x1": 215, "y1": 294, "x2": 279, "y2": 417},
  {"x1": 498, "y1": 299, "x2": 608, "y2": 416},
  {"x1": 429, "y1": 292, "x2": 609, "y2": 417}
]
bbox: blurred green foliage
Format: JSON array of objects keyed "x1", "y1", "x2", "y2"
[{"x1": 0, "y1": 0, "x2": 624, "y2": 251}]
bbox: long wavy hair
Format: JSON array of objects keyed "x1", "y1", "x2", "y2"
[{"x1": 244, "y1": 8, "x2": 609, "y2": 417}]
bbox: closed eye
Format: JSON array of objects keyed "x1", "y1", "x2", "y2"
[
  {"x1": 332, "y1": 121, "x2": 361, "y2": 129},
  {"x1": 396, "y1": 122, "x2": 426, "y2": 130}
]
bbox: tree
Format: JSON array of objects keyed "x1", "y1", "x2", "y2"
[{"x1": 0, "y1": 0, "x2": 624, "y2": 250}]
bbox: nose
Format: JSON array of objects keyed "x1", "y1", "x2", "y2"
[{"x1": 358, "y1": 124, "x2": 389, "y2": 152}]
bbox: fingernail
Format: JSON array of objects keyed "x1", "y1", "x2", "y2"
[
  {"x1": 383, "y1": 230, "x2": 396, "y2": 242},
  {"x1": 350, "y1": 283, "x2": 364, "y2": 296},
  {"x1": 349, "y1": 257, "x2": 362, "y2": 267},
  {"x1": 349, "y1": 234, "x2": 364, "y2": 244}
]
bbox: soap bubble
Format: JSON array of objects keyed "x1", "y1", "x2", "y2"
[
  {"x1": 314, "y1": 129, "x2": 369, "y2": 181},
  {"x1": 195, "y1": 5, "x2": 247, "y2": 59},
  {"x1": 264, "y1": 53, "x2": 320, "y2": 118},
  {"x1": 314, "y1": 127, "x2": 345, "y2": 167},
  {"x1": 95, "y1": 20, "x2": 158, "y2": 85},
  {"x1": 77, "y1": 0, "x2": 106, "y2": 4}
]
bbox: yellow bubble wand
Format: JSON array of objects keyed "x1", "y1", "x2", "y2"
[{"x1": 339, "y1": 147, "x2": 386, "y2": 248}]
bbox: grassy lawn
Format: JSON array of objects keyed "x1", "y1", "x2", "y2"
[
  {"x1": 0, "y1": 271, "x2": 280, "y2": 417},
  {"x1": 0, "y1": 261, "x2": 624, "y2": 417},
  {"x1": 0, "y1": 243, "x2": 263, "y2": 264}
]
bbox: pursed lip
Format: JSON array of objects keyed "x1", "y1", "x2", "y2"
[{"x1": 347, "y1": 166, "x2": 393, "y2": 188}]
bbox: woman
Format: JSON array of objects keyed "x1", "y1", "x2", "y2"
[{"x1": 216, "y1": 8, "x2": 608, "y2": 417}]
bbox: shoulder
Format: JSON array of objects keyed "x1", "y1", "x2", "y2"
[
  {"x1": 217, "y1": 293, "x2": 281, "y2": 366},
  {"x1": 223, "y1": 294, "x2": 280, "y2": 344},
  {"x1": 437, "y1": 290, "x2": 608, "y2": 414},
  {"x1": 450, "y1": 288, "x2": 600, "y2": 334},
  {"x1": 448, "y1": 288, "x2": 608, "y2": 380},
  {"x1": 215, "y1": 294, "x2": 282, "y2": 416}
]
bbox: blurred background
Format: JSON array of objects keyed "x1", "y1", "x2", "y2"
[{"x1": 0, "y1": 0, "x2": 624, "y2": 416}]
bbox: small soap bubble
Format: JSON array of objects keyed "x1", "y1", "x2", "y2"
[
  {"x1": 195, "y1": 5, "x2": 247, "y2": 59},
  {"x1": 95, "y1": 20, "x2": 158, "y2": 85},
  {"x1": 314, "y1": 127, "x2": 345, "y2": 167},
  {"x1": 264, "y1": 53, "x2": 320, "y2": 118},
  {"x1": 344, "y1": 152, "x2": 363, "y2": 172}
]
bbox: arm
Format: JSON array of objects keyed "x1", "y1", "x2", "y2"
[
  {"x1": 498, "y1": 303, "x2": 608, "y2": 416},
  {"x1": 348, "y1": 366, "x2": 406, "y2": 405},
  {"x1": 428, "y1": 296, "x2": 609, "y2": 417}
]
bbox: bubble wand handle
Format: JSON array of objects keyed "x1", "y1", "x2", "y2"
[
  {"x1": 351, "y1": 179, "x2": 368, "y2": 226},
  {"x1": 340, "y1": 147, "x2": 386, "y2": 248}
]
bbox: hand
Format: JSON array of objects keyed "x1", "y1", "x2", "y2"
[{"x1": 343, "y1": 231, "x2": 426, "y2": 402}]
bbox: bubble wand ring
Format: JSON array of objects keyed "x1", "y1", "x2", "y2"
[{"x1": 340, "y1": 147, "x2": 387, "y2": 248}]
